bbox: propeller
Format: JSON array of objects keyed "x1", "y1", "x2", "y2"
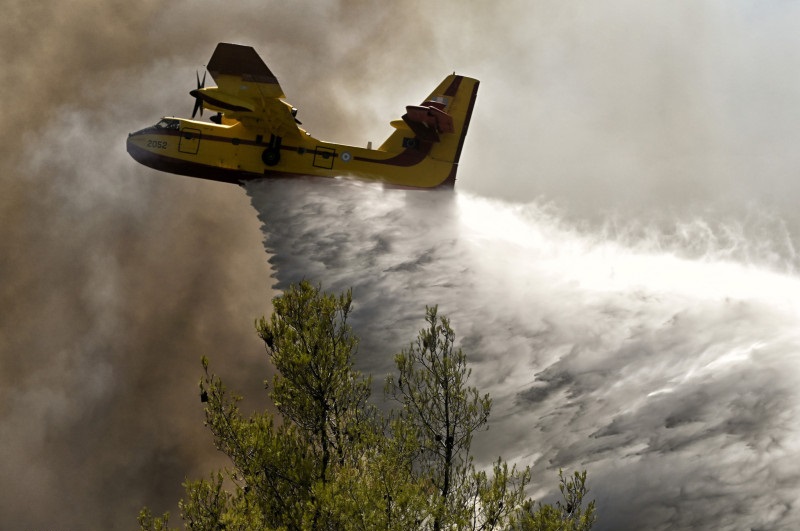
[{"x1": 190, "y1": 70, "x2": 206, "y2": 118}]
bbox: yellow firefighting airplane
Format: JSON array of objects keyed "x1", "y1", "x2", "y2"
[{"x1": 127, "y1": 43, "x2": 479, "y2": 189}]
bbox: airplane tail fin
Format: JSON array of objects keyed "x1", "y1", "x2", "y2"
[{"x1": 379, "y1": 74, "x2": 479, "y2": 188}]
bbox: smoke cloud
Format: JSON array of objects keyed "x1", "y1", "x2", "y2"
[
  {"x1": 4, "y1": 1, "x2": 800, "y2": 529},
  {"x1": 1, "y1": 1, "x2": 274, "y2": 529}
]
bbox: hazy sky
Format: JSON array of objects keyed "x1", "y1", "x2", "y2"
[{"x1": 3, "y1": 1, "x2": 800, "y2": 529}]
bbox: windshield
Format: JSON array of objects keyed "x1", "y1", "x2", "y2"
[{"x1": 154, "y1": 118, "x2": 180, "y2": 130}]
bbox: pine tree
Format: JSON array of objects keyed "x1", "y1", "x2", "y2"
[
  {"x1": 137, "y1": 282, "x2": 595, "y2": 531},
  {"x1": 386, "y1": 306, "x2": 530, "y2": 530}
]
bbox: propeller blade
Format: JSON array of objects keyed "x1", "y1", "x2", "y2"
[{"x1": 191, "y1": 70, "x2": 206, "y2": 118}]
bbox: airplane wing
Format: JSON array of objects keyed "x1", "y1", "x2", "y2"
[{"x1": 200, "y1": 43, "x2": 303, "y2": 140}]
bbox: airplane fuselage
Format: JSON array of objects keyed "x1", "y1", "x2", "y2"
[{"x1": 126, "y1": 117, "x2": 457, "y2": 188}]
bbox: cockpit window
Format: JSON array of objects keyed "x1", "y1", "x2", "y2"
[{"x1": 155, "y1": 118, "x2": 180, "y2": 130}]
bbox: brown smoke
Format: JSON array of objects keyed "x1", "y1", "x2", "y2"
[{"x1": 1, "y1": 1, "x2": 273, "y2": 528}]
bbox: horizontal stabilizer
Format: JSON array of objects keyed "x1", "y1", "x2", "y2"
[{"x1": 401, "y1": 102, "x2": 455, "y2": 143}]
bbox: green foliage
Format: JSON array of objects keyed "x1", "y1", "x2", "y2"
[
  {"x1": 257, "y1": 282, "x2": 373, "y2": 485},
  {"x1": 137, "y1": 508, "x2": 174, "y2": 531},
  {"x1": 511, "y1": 470, "x2": 596, "y2": 531},
  {"x1": 137, "y1": 282, "x2": 596, "y2": 530},
  {"x1": 386, "y1": 306, "x2": 527, "y2": 530},
  {"x1": 387, "y1": 307, "x2": 491, "y2": 497}
]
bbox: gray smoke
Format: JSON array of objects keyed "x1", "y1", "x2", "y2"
[{"x1": 4, "y1": 1, "x2": 800, "y2": 529}]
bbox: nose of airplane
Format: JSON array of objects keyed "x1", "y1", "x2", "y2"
[
  {"x1": 126, "y1": 130, "x2": 150, "y2": 165},
  {"x1": 125, "y1": 131, "x2": 136, "y2": 154}
]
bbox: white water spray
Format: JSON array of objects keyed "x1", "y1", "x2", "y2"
[{"x1": 248, "y1": 178, "x2": 800, "y2": 530}]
